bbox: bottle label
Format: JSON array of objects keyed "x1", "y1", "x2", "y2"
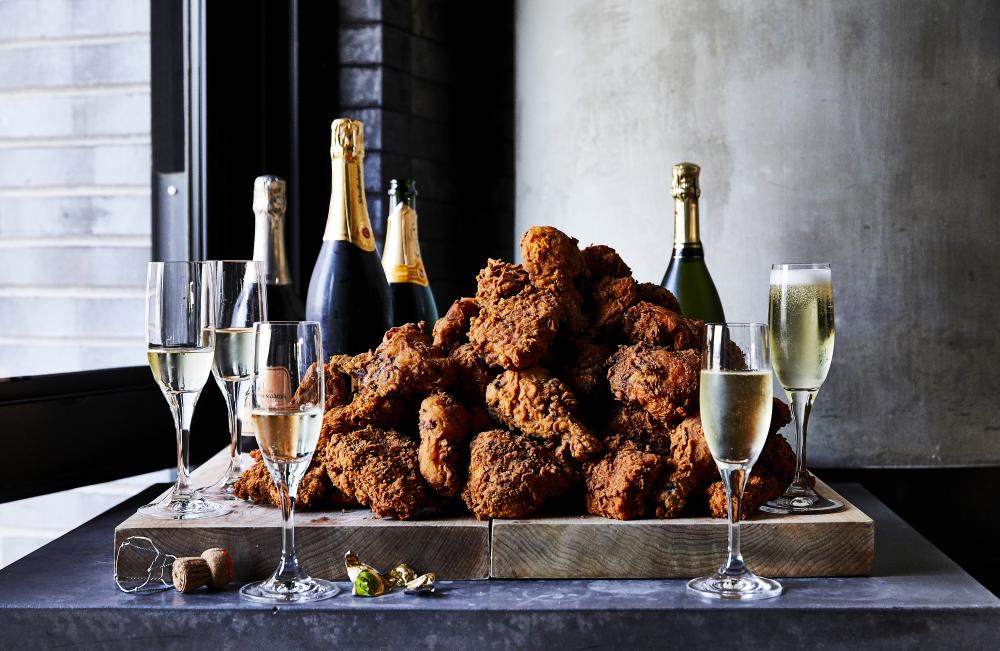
[
  {"x1": 382, "y1": 203, "x2": 429, "y2": 286},
  {"x1": 323, "y1": 159, "x2": 377, "y2": 252}
]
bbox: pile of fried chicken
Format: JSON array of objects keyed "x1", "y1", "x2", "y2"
[{"x1": 234, "y1": 226, "x2": 796, "y2": 521}]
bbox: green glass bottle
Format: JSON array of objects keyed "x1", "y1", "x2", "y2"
[{"x1": 660, "y1": 162, "x2": 726, "y2": 322}]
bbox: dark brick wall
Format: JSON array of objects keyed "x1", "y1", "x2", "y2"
[{"x1": 337, "y1": 0, "x2": 515, "y2": 307}]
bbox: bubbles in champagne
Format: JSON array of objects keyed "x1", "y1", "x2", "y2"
[{"x1": 769, "y1": 270, "x2": 835, "y2": 391}]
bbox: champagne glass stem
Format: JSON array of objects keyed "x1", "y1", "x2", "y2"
[
  {"x1": 222, "y1": 381, "x2": 250, "y2": 476},
  {"x1": 719, "y1": 465, "x2": 748, "y2": 576},
  {"x1": 788, "y1": 390, "x2": 817, "y2": 491},
  {"x1": 170, "y1": 392, "x2": 199, "y2": 497},
  {"x1": 274, "y1": 463, "x2": 302, "y2": 585}
]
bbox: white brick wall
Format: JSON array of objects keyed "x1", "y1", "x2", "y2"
[
  {"x1": 0, "y1": 0, "x2": 151, "y2": 377},
  {"x1": 0, "y1": 0, "x2": 155, "y2": 567}
]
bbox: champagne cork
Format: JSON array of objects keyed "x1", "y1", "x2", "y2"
[{"x1": 171, "y1": 548, "x2": 233, "y2": 593}]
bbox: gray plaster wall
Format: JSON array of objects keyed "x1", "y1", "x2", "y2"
[{"x1": 516, "y1": 0, "x2": 1000, "y2": 467}]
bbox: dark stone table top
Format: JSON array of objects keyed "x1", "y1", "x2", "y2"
[{"x1": 1, "y1": 484, "x2": 997, "y2": 649}]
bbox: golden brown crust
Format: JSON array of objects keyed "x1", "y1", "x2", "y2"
[
  {"x1": 486, "y1": 367, "x2": 602, "y2": 461},
  {"x1": 418, "y1": 392, "x2": 473, "y2": 497},
  {"x1": 461, "y1": 429, "x2": 574, "y2": 519},
  {"x1": 467, "y1": 286, "x2": 562, "y2": 370},
  {"x1": 448, "y1": 342, "x2": 495, "y2": 403},
  {"x1": 432, "y1": 298, "x2": 480, "y2": 351},
  {"x1": 324, "y1": 427, "x2": 428, "y2": 520},
  {"x1": 581, "y1": 244, "x2": 631, "y2": 280},
  {"x1": 622, "y1": 302, "x2": 703, "y2": 351},
  {"x1": 475, "y1": 259, "x2": 531, "y2": 304},
  {"x1": 607, "y1": 344, "x2": 701, "y2": 426},
  {"x1": 635, "y1": 283, "x2": 681, "y2": 313},
  {"x1": 654, "y1": 415, "x2": 717, "y2": 518},
  {"x1": 356, "y1": 323, "x2": 454, "y2": 399},
  {"x1": 585, "y1": 442, "x2": 666, "y2": 520},
  {"x1": 587, "y1": 276, "x2": 638, "y2": 335},
  {"x1": 520, "y1": 226, "x2": 588, "y2": 334}
]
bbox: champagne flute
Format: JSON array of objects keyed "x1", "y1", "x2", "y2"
[
  {"x1": 200, "y1": 260, "x2": 267, "y2": 499},
  {"x1": 139, "y1": 262, "x2": 230, "y2": 519},
  {"x1": 688, "y1": 323, "x2": 781, "y2": 600},
  {"x1": 760, "y1": 263, "x2": 843, "y2": 514},
  {"x1": 240, "y1": 321, "x2": 338, "y2": 603}
]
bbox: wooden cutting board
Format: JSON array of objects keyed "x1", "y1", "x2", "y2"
[
  {"x1": 114, "y1": 449, "x2": 490, "y2": 581},
  {"x1": 490, "y1": 480, "x2": 873, "y2": 579},
  {"x1": 115, "y1": 450, "x2": 873, "y2": 581}
]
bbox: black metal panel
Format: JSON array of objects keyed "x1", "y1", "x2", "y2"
[{"x1": 0, "y1": 367, "x2": 226, "y2": 503}]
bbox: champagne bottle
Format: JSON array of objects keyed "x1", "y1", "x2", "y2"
[
  {"x1": 252, "y1": 175, "x2": 305, "y2": 320},
  {"x1": 305, "y1": 118, "x2": 392, "y2": 356},
  {"x1": 382, "y1": 179, "x2": 438, "y2": 334},
  {"x1": 660, "y1": 162, "x2": 726, "y2": 322}
]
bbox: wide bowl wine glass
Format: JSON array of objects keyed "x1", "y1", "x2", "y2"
[
  {"x1": 140, "y1": 262, "x2": 230, "y2": 520},
  {"x1": 200, "y1": 260, "x2": 267, "y2": 499},
  {"x1": 239, "y1": 321, "x2": 338, "y2": 603},
  {"x1": 760, "y1": 263, "x2": 842, "y2": 515},
  {"x1": 688, "y1": 323, "x2": 781, "y2": 600}
]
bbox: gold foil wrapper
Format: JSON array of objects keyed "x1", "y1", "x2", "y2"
[
  {"x1": 403, "y1": 572, "x2": 436, "y2": 595},
  {"x1": 387, "y1": 563, "x2": 419, "y2": 589},
  {"x1": 671, "y1": 162, "x2": 701, "y2": 200},
  {"x1": 330, "y1": 118, "x2": 365, "y2": 160},
  {"x1": 345, "y1": 551, "x2": 388, "y2": 597},
  {"x1": 381, "y1": 203, "x2": 429, "y2": 286}
]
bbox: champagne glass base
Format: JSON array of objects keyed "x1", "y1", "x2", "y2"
[
  {"x1": 760, "y1": 491, "x2": 843, "y2": 515},
  {"x1": 687, "y1": 570, "x2": 782, "y2": 601},
  {"x1": 240, "y1": 576, "x2": 340, "y2": 603},
  {"x1": 198, "y1": 472, "x2": 244, "y2": 501},
  {"x1": 137, "y1": 492, "x2": 231, "y2": 520}
]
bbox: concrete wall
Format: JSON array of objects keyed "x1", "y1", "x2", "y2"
[
  {"x1": 516, "y1": 0, "x2": 1000, "y2": 467},
  {"x1": 0, "y1": 0, "x2": 150, "y2": 376}
]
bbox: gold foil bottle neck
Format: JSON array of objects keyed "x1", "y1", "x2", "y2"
[
  {"x1": 672, "y1": 162, "x2": 701, "y2": 201},
  {"x1": 330, "y1": 118, "x2": 365, "y2": 159}
]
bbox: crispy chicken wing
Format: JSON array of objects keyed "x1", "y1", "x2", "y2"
[
  {"x1": 461, "y1": 429, "x2": 574, "y2": 519},
  {"x1": 432, "y1": 298, "x2": 480, "y2": 351},
  {"x1": 520, "y1": 226, "x2": 588, "y2": 333},
  {"x1": 486, "y1": 367, "x2": 602, "y2": 460},
  {"x1": 608, "y1": 344, "x2": 701, "y2": 426},
  {"x1": 475, "y1": 259, "x2": 531, "y2": 304},
  {"x1": 587, "y1": 276, "x2": 638, "y2": 335},
  {"x1": 324, "y1": 427, "x2": 428, "y2": 520},
  {"x1": 635, "y1": 283, "x2": 681, "y2": 313},
  {"x1": 584, "y1": 437, "x2": 667, "y2": 520},
  {"x1": 654, "y1": 415, "x2": 717, "y2": 518},
  {"x1": 622, "y1": 302, "x2": 703, "y2": 351},
  {"x1": 468, "y1": 286, "x2": 562, "y2": 370},
  {"x1": 357, "y1": 323, "x2": 454, "y2": 399},
  {"x1": 581, "y1": 244, "x2": 631, "y2": 280},
  {"x1": 418, "y1": 391, "x2": 474, "y2": 497}
]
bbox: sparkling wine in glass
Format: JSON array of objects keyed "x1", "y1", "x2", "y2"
[
  {"x1": 200, "y1": 260, "x2": 267, "y2": 499},
  {"x1": 139, "y1": 262, "x2": 230, "y2": 520},
  {"x1": 760, "y1": 263, "x2": 843, "y2": 515},
  {"x1": 688, "y1": 323, "x2": 781, "y2": 600},
  {"x1": 239, "y1": 321, "x2": 338, "y2": 603}
]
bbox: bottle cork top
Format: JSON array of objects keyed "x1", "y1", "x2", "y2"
[
  {"x1": 253, "y1": 175, "x2": 286, "y2": 216},
  {"x1": 330, "y1": 118, "x2": 365, "y2": 159},
  {"x1": 671, "y1": 162, "x2": 701, "y2": 200}
]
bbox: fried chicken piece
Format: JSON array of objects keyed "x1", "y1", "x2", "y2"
[
  {"x1": 461, "y1": 429, "x2": 574, "y2": 519},
  {"x1": 588, "y1": 276, "x2": 638, "y2": 334},
  {"x1": 468, "y1": 286, "x2": 562, "y2": 370},
  {"x1": 520, "y1": 226, "x2": 588, "y2": 334},
  {"x1": 635, "y1": 283, "x2": 681, "y2": 313},
  {"x1": 622, "y1": 302, "x2": 703, "y2": 351},
  {"x1": 654, "y1": 415, "x2": 717, "y2": 518},
  {"x1": 448, "y1": 342, "x2": 495, "y2": 402},
  {"x1": 418, "y1": 392, "x2": 474, "y2": 497},
  {"x1": 606, "y1": 405, "x2": 673, "y2": 455},
  {"x1": 585, "y1": 439, "x2": 666, "y2": 520},
  {"x1": 475, "y1": 259, "x2": 530, "y2": 303},
  {"x1": 357, "y1": 323, "x2": 454, "y2": 399},
  {"x1": 323, "y1": 354, "x2": 355, "y2": 410},
  {"x1": 233, "y1": 450, "x2": 279, "y2": 505},
  {"x1": 321, "y1": 390, "x2": 413, "y2": 436},
  {"x1": 608, "y1": 344, "x2": 701, "y2": 426},
  {"x1": 486, "y1": 367, "x2": 602, "y2": 461},
  {"x1": 324, "y1": 427, "x2": 429, "y2": 520},
  {"x1": 559, "y1": 339, "x2": 614, "y2": 399},
  {"x1": 432, "y1": 298, "x2": 480, "y2": 351},
  {"x1": 581, "y1": 244, "x2": 631, "y2": 280}
]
